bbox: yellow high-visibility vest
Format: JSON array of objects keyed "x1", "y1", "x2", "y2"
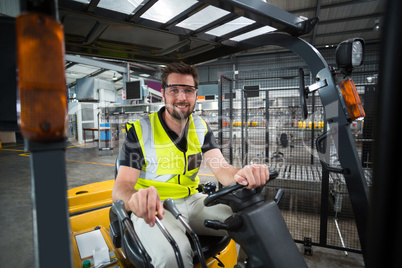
[{"x1": 126, "y1": 111, "x2": 208, "y2": 200}]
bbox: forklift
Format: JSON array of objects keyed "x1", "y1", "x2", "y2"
[{"x1": 1, "y1": 0, "x2": 399, "y2": 267}]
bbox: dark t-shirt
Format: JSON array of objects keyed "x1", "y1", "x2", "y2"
[{"x1": 120, "y1": 107, "x2": 219, "y2": 170}]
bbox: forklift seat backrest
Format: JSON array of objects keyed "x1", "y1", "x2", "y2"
[{"x1": 115, "y1": 121, "x2": 133, "y2": 179}]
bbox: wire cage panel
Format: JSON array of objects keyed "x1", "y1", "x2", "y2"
[{"x1": 219, "y1": 67, "x2": 371, "y2": 253}]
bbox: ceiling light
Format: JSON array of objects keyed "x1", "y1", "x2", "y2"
[
  {"x1": 112, "y1": 72, "x2": 118, "y2": 81},
  {"x1": 139, "y1": 73, "x2": 151, "y2": 77},
  {"x1": 230, "y1": 25, "x2": 277, "y2": 42}
]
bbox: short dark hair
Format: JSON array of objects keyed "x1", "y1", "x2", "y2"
[{"x1": 161, "y1": 61, "x2": 199, "y2": 89}]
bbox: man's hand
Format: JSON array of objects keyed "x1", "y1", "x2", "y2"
[
  {"x1": 127, "y1": 186, "x2": 165, "y2": 227},
  {"x1": 234, "y1": 164, "x2": 270, "y2": 189}
]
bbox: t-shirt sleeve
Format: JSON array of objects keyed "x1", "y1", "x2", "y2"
[
  {"x1": 119, "y1": 126, "x2": 145, "y2": 170},
  {"x1": 201, "y1": 123, "x2": 219, "y2": 153}
]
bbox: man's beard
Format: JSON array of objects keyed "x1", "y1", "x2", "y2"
[{"x1": 165, "y1": 103, "x2": 194, "y2": 121}]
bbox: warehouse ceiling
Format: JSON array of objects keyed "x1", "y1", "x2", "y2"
[{"x1": 59, "y1": 0, "x2": 385, "y2": 94}]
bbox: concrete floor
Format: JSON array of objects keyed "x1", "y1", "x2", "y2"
[{"x1": 0, "y1": 139, "x2": 364, "y2": 267}]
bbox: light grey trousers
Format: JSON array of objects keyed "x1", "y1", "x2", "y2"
[{"x1": 130, "y1": 192, "x2": 233, "y2": 268}]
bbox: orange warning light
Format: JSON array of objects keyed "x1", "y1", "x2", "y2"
[
  {"x1": 16, "y1": 13, "x2": 67, "y2": 142},
  {"x1": 339, "y1": 78, "x2": 365, "y2": 121}
]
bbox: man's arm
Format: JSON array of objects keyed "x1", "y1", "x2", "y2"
[
  {"x1": 203, "y1": 148, "x2": 240, "y2": 186},
  {"x1": 203, "y1": 148, "x2": 270, "y2": 188},
  {"x1": 112, "y1": 165, "x2": 140, "y2": 209},
  {"x1": 112, "y1": 166, "x2": 164, "y2": 227}
]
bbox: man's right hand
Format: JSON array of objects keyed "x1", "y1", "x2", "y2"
[{"x1": 127, "y1": 186, "x2": 165, "y2": 227}]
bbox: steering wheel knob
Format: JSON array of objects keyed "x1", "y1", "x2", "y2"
[{"x1": 202, "y1": 182, "x2": 216, "y2": 195}]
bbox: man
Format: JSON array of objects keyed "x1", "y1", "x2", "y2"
[{"x1": 112, "y1": 61, "x2": 270, "y2": 267}]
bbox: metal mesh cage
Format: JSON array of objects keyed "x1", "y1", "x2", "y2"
[{"x1": 218, "y1": 66, "x2": 373, "y2": 252}]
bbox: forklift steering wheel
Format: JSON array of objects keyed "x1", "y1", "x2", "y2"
[{"x1": 204, "y1": 170, "x2": 278, "y2": 207}]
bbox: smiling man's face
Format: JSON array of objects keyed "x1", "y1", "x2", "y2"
[{"x1": 162, "y1": 73, "x2": 197, "y2": 122}]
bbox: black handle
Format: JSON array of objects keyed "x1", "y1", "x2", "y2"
[
  {"x1": 163, "y1": 198, "x2": 182, "y2": 219},
  {"x1": 111, "y1": 200, "x2": 154, "y2": 268},
  {"x1": 112, "y1": 200, "x2": 130, "y2": 221},
  {"x1": 205, "y1": 216, "x2": 243, "y2": 232},
  {"x1": 316, "y1": 130, "x2": 329, "y2": 155},
  {"x1": 204, "y1": 220, "x2": 229, "y2": 230}
]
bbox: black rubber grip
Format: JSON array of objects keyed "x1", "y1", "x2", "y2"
[
  {"x1": 163, "y1": 198, "x2": 182, "y2": 219},
  {"x1": 112, "y1": 200, "x2": 130, "y2": 221}
]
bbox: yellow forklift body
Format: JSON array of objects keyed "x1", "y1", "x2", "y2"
[{"x1": 68, "y1": 180, "x2": 237, "y2": 267}]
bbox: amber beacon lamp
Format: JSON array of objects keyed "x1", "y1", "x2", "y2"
[
  {"x1": 15, "y1": 1, "x2": 72, "y2": 267},
  {"x1": 16, "y1": 13, "x2": 67, "y2": 142}
]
